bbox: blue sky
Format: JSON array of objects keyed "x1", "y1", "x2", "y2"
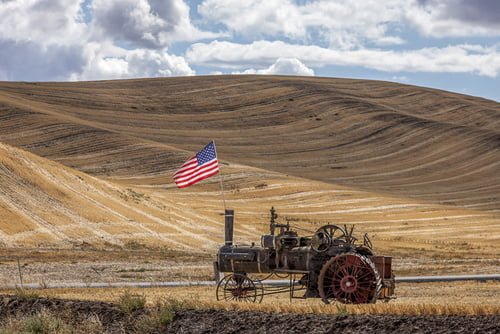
[{"x1": 1, "y1": 0, "x2": 499, "y2": 101}]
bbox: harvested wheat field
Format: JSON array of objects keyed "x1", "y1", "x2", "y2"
[
  {"x1": 0, "y1": 76, "x2": 499, "y2": 248},
  {"x1": 0, "y1": 76, "x2": 499, "y2": 330}
]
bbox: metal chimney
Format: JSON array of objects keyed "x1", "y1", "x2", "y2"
[{"x1": 224, "y1": 209, "x2": 234, "y2": 246}]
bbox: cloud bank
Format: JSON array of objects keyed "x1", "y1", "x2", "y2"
[
  {"x1": 0, "y1": 0, "x2": 204, "y2": 81},
  {"x1": 198, "y1": 0, "x2": 406, "y2": 49},
  {"x1": 0, "y1": 0, "x2": 499, "y2": 85},
  {"x1": 188, "y1": 40, "x2": 500, "y2": 77}
]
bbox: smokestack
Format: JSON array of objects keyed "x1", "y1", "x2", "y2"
[{"x1": 225, "y1": 209, "x2": 234, "y2": 246}]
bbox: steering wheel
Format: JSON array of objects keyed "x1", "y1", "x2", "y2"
[
  {"x1": 311, "y1": 224, "x2": 347, "y2": 252},
  {"x1": 311, "y1": 230, "x2": 332, "y2": 253}
]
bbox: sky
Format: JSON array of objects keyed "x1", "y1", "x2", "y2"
[{"x1": 0, "y1": 0, "x2": 499, "y2": 101}]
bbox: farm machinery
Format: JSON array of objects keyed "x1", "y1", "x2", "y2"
[{"x1": 214, "y1": 208, "x2": 395, "y2": 304}]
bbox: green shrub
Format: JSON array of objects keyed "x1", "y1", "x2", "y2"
[
  {"x1": 21, "y1": 311, "x2": 70, "y2": 334},
  {"x1": 335, "y1": 304, "x2": 350, "y2": 316},
  {"x1": 118, "y1": 291, "x2": 146, "y2": 314},
  {"x1": 132, "y1": 299, "x2": 182, "y2": 332},
  {"x1": 14, "y1": 288, "x2": 39, "y2": 301}
]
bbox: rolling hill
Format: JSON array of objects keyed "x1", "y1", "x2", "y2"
[{"x1": 0, "y1": 76, "x2": 498, "y2": 257}]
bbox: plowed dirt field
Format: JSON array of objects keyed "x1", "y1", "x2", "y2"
[{"x1": 1, "y1": 295, "x2": 498, "y2": 334}]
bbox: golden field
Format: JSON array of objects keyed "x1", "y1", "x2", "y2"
[
  {"x1": 0, "y1": 75, "x2": 499, "y2": 318},
  {"x1": 0, "y1": 76, "x2": 498, "y2": 280}
]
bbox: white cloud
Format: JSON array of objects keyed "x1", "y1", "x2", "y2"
[
  {"x1": 187, "y1": 40, "x2": 500, "y2": 77},
  {"x1": 391, "y1": 75, "x2": 410, "y2": 82},
  {"x1": 91, "y1": 0, "x2": 222, "y2": 48},
  {"x1": 198, "y1": 0, "x2": 500, "y2": 44},
  {"x1": 126, "y1": 48, "x2": 194, "y2": 76},
  {"x1": 199, "y1": 0, "x2": 305, "y2": 40},
  {"x1": 407, "y1": 0, "x2": 500, "y2": 37},
  {"x1": 74, "y1": 44, "x2": 194, "y2": 80},
  {"x1": 0, "y1": 0, "x2": 198, "y2": 81},
  {"x1": 234, "y1": 58, "x2": 314, "y2": 76},
  {"x1": 0, "y1": 0, "x2": 87, "y2": 44},
  {"x1": 198, "y1": 0, "x2": 406, "y2": 49},
  {"x1": 0, "y1": 0, "x2": 88, "y2": 80}
]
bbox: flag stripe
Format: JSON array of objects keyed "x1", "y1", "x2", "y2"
[
  {"x1": 173, "y1": 141, "x2": 219, "y2": 188},
  {"x1": 173, "y1": 159, "x2": 218, "y2": 182},
  {"x1": 174, "y1": 158, "x2": 216, "y2": 179},
  {"x1": 176, "y1": 168, "x2": 219, "y2": 188},
  {"x1": 173, "y1": 158, "x2": 197, "y2": 175},
  {"x1": 175, "y1": 163, "x2": 219, "y2": 184}
]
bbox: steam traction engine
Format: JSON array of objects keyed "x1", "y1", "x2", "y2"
[{"x1": 214, "y1": 208, "x2": 395, "y2": 304}]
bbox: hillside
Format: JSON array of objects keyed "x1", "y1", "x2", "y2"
[
  {"x1": 0, "y1": 76, "x2": 498, "y2": 256},
  {"x1": 0, "y1": 142, "x2": 228, "y2": 249}
]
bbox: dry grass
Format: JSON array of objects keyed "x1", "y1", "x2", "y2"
[
  {"x1": 0, "y1": 139, "x2": 498, "y2": 261},
  {"x1": 2, "y1": 281, "x2": 497, "y2": 316},
  {"x1": 185, "y1": 299, "x2": 500, "y2": 316}
]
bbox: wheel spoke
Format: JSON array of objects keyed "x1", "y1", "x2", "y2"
[
  {"x1": 353, "y1": 291, "x2": 367, "y2": 303},
  {"x1": 357, "y1": 270, "x2": 374, "y2": 281}
]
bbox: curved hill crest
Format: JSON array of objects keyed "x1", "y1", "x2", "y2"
[{"x1": 0, "y1": 75, "x2": 498, "y2": 252}]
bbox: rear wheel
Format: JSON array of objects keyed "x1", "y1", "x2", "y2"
[
  {"x1": 216, "y1": 273, "x2": 263, "y2": 303},
  {"x1": 318, "y1": 253, "x2": 381, "y2": 304}
]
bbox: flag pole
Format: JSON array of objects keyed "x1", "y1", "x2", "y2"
[{"x1": 213, "y1": 140, "x2": 227, "y2": 211}]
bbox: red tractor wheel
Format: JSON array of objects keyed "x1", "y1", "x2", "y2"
[
  {"x1": 216, "y1": 273, "x2": 263, "y2": 303},
  {"x1": 318, "y1": 253, "x2": 381, "y2": 304}
]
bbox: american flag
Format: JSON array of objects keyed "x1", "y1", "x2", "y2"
[{"x1": 174, "y1": 141, "x2": 219, "y2": 188}]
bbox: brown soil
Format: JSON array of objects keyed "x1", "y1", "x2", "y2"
[
  {"x1": 1, "y1": 295, "x2": 498, "y2": 334},
  {"x1": 0, "y1": 294, "x2": 129, "y2": 333},
  {"x1": 170, "y1": 309, "x2": 500, "y2": 334}
]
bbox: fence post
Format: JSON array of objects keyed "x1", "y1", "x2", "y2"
[{"x1": 17, "y1": 256, "x2": 24, "y2": 288}]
